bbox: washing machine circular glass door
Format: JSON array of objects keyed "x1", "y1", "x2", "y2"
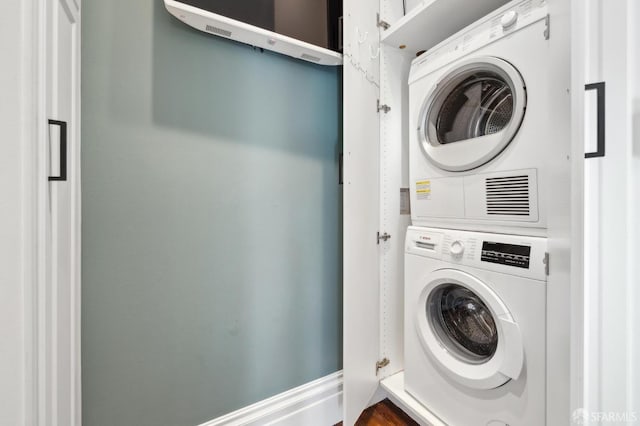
[
  {"x1": 417, "y1": 57, "x2": 526, "y2": 172},
  {"x1": 416, "y1": 269, "x2": 524, "y2": 390}
]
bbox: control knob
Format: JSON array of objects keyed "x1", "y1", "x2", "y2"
[
  {"x1": 450, "y1": 240, "x2": 465, "y2": 258},
  {"x1": 501, "y1": 10, "x2": 518, "y2": 29}
]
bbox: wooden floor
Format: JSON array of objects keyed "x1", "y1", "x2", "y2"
[{"x1": 335, "y1": 399, "x2": 419, "y2": 426}]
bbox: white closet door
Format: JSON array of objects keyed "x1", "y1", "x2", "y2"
[
  {"x1": 581, "y1": 0, "x2": 639, "y2": 421},
  {"x1": 342, "y1": 0, "x2": 382, "y2": 424},
  {"x1": 44, "y1": 0, "x2": 81, "y2": 424}
]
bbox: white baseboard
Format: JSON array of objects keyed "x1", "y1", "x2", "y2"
[{"x1": 199, "y1": 371, "x2": 343, "y2": 426}]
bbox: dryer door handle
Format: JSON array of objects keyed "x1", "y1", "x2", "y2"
[{"x1": 585, "y1": 82, "x2": 606, "y2": 159}]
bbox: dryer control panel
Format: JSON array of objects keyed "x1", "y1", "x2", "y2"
[
  {"x1": 409, "y1": 0, "x2": 549, "y2": 84},
  {"x1": 405, "y1": 226, "x2": 547, "y2": 281}
]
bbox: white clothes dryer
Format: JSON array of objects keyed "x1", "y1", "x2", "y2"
[
  {"x1": 409, "y1": 0, "x2": 555, "y2": 235},
  {"x1": 404, "y1": 226, "x2": 547, "y2": 425}
]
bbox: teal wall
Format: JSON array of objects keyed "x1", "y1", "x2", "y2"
[{"x1": 81, "y1": 1, "x2": 342, "y2": 425}]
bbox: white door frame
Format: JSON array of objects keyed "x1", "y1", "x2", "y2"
[
  {"x1": 1, "y1": 0, "x2": 81, "y2": 424},
  {"x1": 1, "y1": 0, "x2": 42, "y2": 424},
  {"x1": 569, "y1": 0, "x2": 586, "y2": 421}
]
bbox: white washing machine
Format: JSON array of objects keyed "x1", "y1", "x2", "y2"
[
  {"x1": 404, "y1": 226, "x2": 547, "y2": 425},
  {"x1": 409, "y1": 0, "x2": 554, "y2": 234}
]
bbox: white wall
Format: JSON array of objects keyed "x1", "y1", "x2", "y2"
[{"x1": 81, "y1": 2, "x2": 342, "y2": 425}]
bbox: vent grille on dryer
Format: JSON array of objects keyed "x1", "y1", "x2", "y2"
[
  {"x1": 206, "y1": 25, "x2": 232, "y2": 37},
  {"x1": 301, "y1": 53, "x2": 321, "y2": 62},
  {"x1": 485, "y1": 175, "x2": 530, "y2": 216}
]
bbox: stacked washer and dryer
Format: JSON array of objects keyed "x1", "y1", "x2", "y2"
[{"x1": 404, "y1": 1, "x2": 554, "y2": 425}]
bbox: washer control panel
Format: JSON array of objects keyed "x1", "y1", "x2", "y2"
[
  {"x1": 481, "y1": 241, "x2": 531, "y2": 269},
  {"x1": 405, "y1": 226, "x2": 547, "y2": 280},
  {"x1": 450, "y1": 240, "x2": 465, "y2": 258},
  {"x1": 442, "y1": 234, "x2": 477, "y2": 261},
  {"x1": 500, "y1": 10, "x2": 519, "y2": 28}
]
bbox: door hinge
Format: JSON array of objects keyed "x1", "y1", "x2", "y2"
[
  {"x1": 377, "y1": 232, "x2": 391, "y2": 244},
  {"x1": 376, "y1": 13, "x2": 390, "y2": 30},
  {"x1": 377, "y1": 99, "x2": 391, "y2": 114},
  {"x1": 544, "y1": 14, "x2": 550, "y2": 40},
  {"x1": 543, "y1": 252, "x2": 549, "y2": 276},
  {"x1": 376, "y1": 358, "x2": 390, "y2": 375}
]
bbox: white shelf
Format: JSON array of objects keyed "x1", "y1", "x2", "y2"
[
  {"x1": 381, "y1": 0, "x2": 510, "y2": 54},
  {"x1": 380, "y1": 372, "x2": 447, "y2": 426}
]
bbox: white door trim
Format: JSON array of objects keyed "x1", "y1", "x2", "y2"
[
  {"x1": 569, "y1": 0, "x2": 587, "y2": 420},
  {"x1": 1, "y1": 0, "x2": 47, "y2": 424}
]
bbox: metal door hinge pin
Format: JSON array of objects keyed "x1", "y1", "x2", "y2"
[
  {"x1": 377, "y1": 13, "x2": 390, "y2": 30},
  {"x1": 377, "y1": 99, "x2": 391, "y2": 114},
  {"x1": 377, "y1": 232, "x2": 391, "y2": 244},
  {"x1": 376, "y1": 358, "x2": 390, "y2": 375}
]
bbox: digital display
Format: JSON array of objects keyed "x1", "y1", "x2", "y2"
[
  {"x1": 176, "y1": 0, "x2": 342, "y2": 51},
  {"x1": 481, "y1": 241, "x2": 531, "y2": 269}
]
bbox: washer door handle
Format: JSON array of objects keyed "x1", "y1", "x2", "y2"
[
  {"x1": 498, "y1": 318, "x2": 524, "y2": 380},
  {"x1": 585, "y1": 82, "x2": 606, "y2": 159}
]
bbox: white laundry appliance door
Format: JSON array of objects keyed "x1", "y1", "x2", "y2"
[
  {"x1": 415, "y1": 269, "x2": 524, "y2": 390},
  {"x1": 43, "y1": 0, "x2": 81, "y2": 424},
  {"x1": 416, "y1": 57, "x2": 526, "y2": 172}
]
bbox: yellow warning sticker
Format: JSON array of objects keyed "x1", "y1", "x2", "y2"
[{"x1": 416, "y1": 180, "x2": 431, "y2": 200}]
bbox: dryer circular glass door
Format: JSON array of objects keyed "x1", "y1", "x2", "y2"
[
  {"x1": 415, "y1": 269, "x2": 524, "y2": 390},
  {"x1": 417, "y1": 57, "x2": 526, "y2": 172}
]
